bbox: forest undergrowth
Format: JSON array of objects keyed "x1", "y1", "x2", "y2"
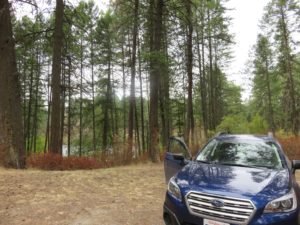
[{"x1": 25, "y1": 135, "x2": 300, "y2": 170}]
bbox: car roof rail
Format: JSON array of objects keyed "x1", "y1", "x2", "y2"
[{"x1": 215, "y1": 131, "x2": 230, "y2": 137}]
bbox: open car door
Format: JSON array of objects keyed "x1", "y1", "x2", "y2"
[{"x1": 164, "y1": 137, "x2": 192, "y2": 184}]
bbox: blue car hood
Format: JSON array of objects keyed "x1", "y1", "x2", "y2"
[{"x1": 176, "y1": 162, "x2": 291, "y2": 205}]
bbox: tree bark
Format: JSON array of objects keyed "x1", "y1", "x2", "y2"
[
  {"x1": 103, "y1": 41, "x2": 112, "y2": 149},
  {"x1": 121, "y1": 40, "x2": 127, "y2": 142},
  {"x1": 279, "y1": 4, "x2": 298, "y2": 135},
  {"x1": 60, "y1": 57, "x2": 66, "y2": 154},
  {"x1": 50, "y1": 0, "x2": 64, "y2": 154},
  {"x1": 196, "y1": 15, "x2": 208, "y2": 138},
  {"x1": 44, "y1": 66, "x2": 51, "y2": 153},
  {"x1": 207, "y1": 9, "x2": 215, "y2": 131},
  {"x1": 265, "y1": 60, "x2": 276, "y2": 134},
  {"x1": 163, "y1": 20, "x2": 171, "y2": 146},
  {"x1": 138, "y1": 37, "x2": 145, "y2": 151},
  {"x1": 0, "y1": 0, "x2": 25, "y2": 168},
  {"x1": 79, "y1": 38, "x2": 83, "y2": 156},
  {"x1": 135, "y1": 104, "x2": 141, "y2": 156},
  {"x1": 32, "y1": 46, "x2": 41, "y2": 153},
  {"x1": 159, "y1": 20, "x2": 170, "y2": 148},
  {"x1": 67, "y1": 55, "x2": 71, "y2": 156},
  {"x1": 184, "y1": 0, "x2": 195, "y2": 146},
  {"x1": 26, "y1": 52, "x2": 34, "y2": 155},
  {"x1": 91, "y1": 40, "x2": 96, "y2": 152},
  {"x1": 127, "y1": 0, "x2": 139, "y2": 160},
  {"x1": 149, "y1": 0, "x2": 164, "y2": 162}
]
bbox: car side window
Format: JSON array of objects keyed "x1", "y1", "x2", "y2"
[
  {"x1": 197, "y1": 139, "x2": 217, "y2": 161},
  {"x1": 168, "y1": 139, "x2": 190, "y2": 159}
]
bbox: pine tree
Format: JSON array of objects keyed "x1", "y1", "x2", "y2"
[
  {"x1": 0, "y1": 0, "x2": 25, "y2": 168},
  {"x1": 50, "y1": 0, "x2": 64, "y2": 154}
]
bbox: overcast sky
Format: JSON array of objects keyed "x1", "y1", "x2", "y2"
[{"x1": 224, "y1": 0, "x2": 268, "y2": 101}]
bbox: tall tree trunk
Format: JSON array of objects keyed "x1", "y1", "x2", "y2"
[
  {"x1": 279, "y1": 4, "x2": 298, "y2": 135},
  {"x1": 113, "y1": 88, "x2": 119, "y2": 136},
  {"x1": 21, "y1": 52, "x2": 27, "y2": 143},
  {"x1": 33, "y1": 46, "x2": 41, "y2": 153},
  {"x1": 50, "y1": 0, "x2": 64, "y2": 154},
  {"x1": 213, "y1": 43, "x2": 221, "y2": 125},
  {"x1": 149, "y1": 0, "x2": 164, "y2": 162},
  {"x1": 121, "y1": 39, "x2": 127, "y2": 142},
  {"x1": 127, "y1": 0, "x2": 139, "y2": 160},
  {"x1": 145, "y1": 71, "x2": 150, "y2": 151},
  {"x1": 265, "y1": 60, "x2": 275, "y2": 134},
  {"x1": 184, "y1": 0, "x2": 195, "y2": 146},
  {"x1": 135, "y1": 105, "x2": 141, "y2": 156},
  {"x1": 177, "y1": 100, "x2": 182, "y2": 135},
  {"x1": 110, "y1": 64, "x2": 115, "y2": 136},
  {"x1": 196, "y1": 15, "x2": 208, "y2": 138},
  {"x1": 79, "y1": 38, "x2": 83, "y2": 156},
  {"x1": 67, "y1": 55, "x2": 71, "y2": 156},
  {"x1": 201, "y1": 45, "x2": 208, "y2": 136},
  {"x1": 207, "y1": 8, "x2": 215, "y2": 131},
  {"x1": 0, "y1": 0, "x2": 25, "y2": 168},
  {"x1": 91, "y1": 41, "x2": 96, "y2": 152},
  {"x1": 159, "y1": 83, "x2": 167, "y2": 146},
  {"x1": 162, "y1": 20, "x2": 171, "y2": 145},
  {"x1": 138, "y1": 37, "x2": 145, "y2": 151},
  {"x1": 158, "y1": 21, "x2": 169, "y2": 148},
  {"x1": 26, "y1": 52, "x2": 34, "y2": 155},
  {"x1": 60, "y1": 58, "x2": 66, "y2": 154},
  {"x1": 103, "y1": 43, "x2": 112, "y2": 149},
  {"x1": 44, "y1": 68, "x2": 51, "y2": 153}
]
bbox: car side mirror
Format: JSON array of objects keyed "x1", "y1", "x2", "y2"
[
  {"x1": 292, "y1": 160, "x2": 300, "y2": 173},
  {"x1": 171, "y1": 153, "x2": 190, "y2": 165},
  {"x1": 172, "y1": 153, "x2": 185, "y2": 161}
]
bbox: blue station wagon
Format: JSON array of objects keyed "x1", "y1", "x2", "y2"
[{"x1": 163, "y1": 134, "x2": 300, "y2": 225}]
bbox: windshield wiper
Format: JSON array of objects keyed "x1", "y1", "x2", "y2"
[
  {"x1": 214, "y1": 162, "x2": 259, "y2": 168},
  {"x1": 250, "y1": 164, "x2": 275, "y2": 169},
  {"x1": 215, "y1": 162, "x2": 275, "y2": 169},
  {"x1": 196, "y1": 160, "x2": 211, "y2": 164}
]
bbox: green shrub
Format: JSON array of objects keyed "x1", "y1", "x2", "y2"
[
  {"x1": 216, "y1": 114, "x2": 248, "y2": 134},
  {"x1": 248, "y1": 114, "x2": 268, "y2": 134}
]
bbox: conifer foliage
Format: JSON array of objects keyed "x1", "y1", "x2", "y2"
[{"x1": 2, "y1": 0, "x2": 299, "y2": 167}]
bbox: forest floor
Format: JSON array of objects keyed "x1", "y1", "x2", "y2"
[
  {"x1": 1, "y1": 164, "x2": 300, "y2": 225},
  {"x1": 0, "y1": 163, "x2": 166, "y2": 225}
]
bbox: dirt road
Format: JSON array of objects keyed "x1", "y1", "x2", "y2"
[{"x1": 1, "y1": 164, "x2": 300, "y2": 225}]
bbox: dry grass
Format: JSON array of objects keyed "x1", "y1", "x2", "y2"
[
  {"x1": 26, "y1": 152, "x2": 151, "y2": 170},
  {"x1": 0, "y1": 163, "x2": 165, "y2": 225},
  {"x1": 26, "y1": 153, "x2": 103, "y2": 170},
  {"x1": 1, "y1": 162, "x2": 300, "y2": 225},
  {"x1": 278, "y1": 136, "x2": 300, "y2": 160}
]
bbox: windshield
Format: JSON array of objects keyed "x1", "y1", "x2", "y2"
[{"x1": 196, "y1": 139, "x2": 283, "y2": 169}]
